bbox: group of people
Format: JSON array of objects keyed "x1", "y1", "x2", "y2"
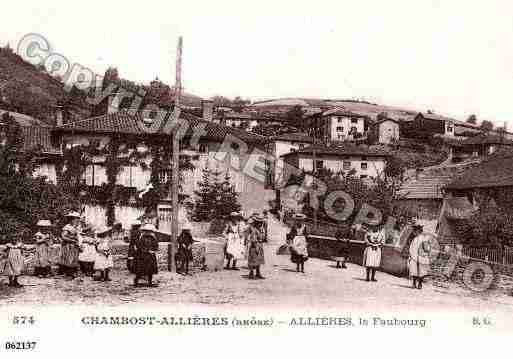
[
  {"x1": 0, "y1": 211, "x2": 115, "y2": 287},
  {"x1": 223, "y1": 211, "x2": 267, "y2": 280}
]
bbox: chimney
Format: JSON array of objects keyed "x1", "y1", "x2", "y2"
[
  {"x1": 55, "y1": 107, "x2": 64, "y2": 127},
  {"x1": 108, "y1": 93, "x2": 121, "y2": 114},
  {"x1": 202, "y1": 99, "x2": 214, "y2": 122}
]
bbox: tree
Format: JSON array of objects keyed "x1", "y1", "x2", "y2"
[
  {"x1": 285, "y1": 105, "x2": 305, "y2": 131},
  {"x1": 192, "y1": 164, "x2": 241, "y2": 221},
  {"x1": 466, "y1": 114, "x2": 477, "y2": 125},
  {"x1": 480, "y1": 120, "x2": 494, "y2": 132},
  {"x1": 0, "y1": 112, "x2": 80, "y2": 243}
]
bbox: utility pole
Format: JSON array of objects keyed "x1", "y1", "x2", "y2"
[
  {"x1": 312, "y1": 114, "x2": 318, "y2": 229},
  {"x1": 168, "y1": 36, "x2": 182, "y2": 272}
]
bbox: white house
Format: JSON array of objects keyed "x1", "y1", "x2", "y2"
[
  {"x1": 311, "y1": 109, "x2": 369, "y2": 142},
  {"x1": 281, "y1": 143, "x2": 389, "y2": 180}
]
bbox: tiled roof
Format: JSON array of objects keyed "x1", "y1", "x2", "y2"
[
  {"x1": 271, "y1": 132, "x2": 313, "y2": 143},
  {"x1": 459, "y1": 134, "x2": 513, "y2": 146},
  {"x1": 21, "y1": 126, "x2": 60, "y2": 155},
  {"x1": 0, "y1": 109, "x2": 49, "y2": 127},
  {"x1": 397, "y1": 174, "x2": 454, "y2": 200},
  {"x1": 55, "y1": 109, "x2": 269, "y2": 145},
  {"x1": 445, "y1": 154, "x2": 513, "y2": 190},
  {"x1": 281, "y1": 143, "x2": 389, "y2": 158},
  {"x1": 322, "y1": 108, "x2": 368, "y2": 118}
]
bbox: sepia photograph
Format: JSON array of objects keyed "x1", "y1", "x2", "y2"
[{"x1": 0, "y1": 0, "x2": 512, "y2": 356}]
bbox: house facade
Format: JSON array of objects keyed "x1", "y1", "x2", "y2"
[
  {"x1": 401, "y1": 112, "x2": 455, "y2": 137},
  {"x1": 449, "y1": 134, "x2": 513, "y2": 163},
  {"x1": 309, "y1": 109, "x2": 369, "y2": 142},
  {"x1": 372, "y1": 118, "x2": 400, "y2": 144},
  {"x1": 23, "y1": 109, "x2": 273, "y2": 229},
  {"x1": 280, "y1": 143, "x2": 388, "y2": 180}
]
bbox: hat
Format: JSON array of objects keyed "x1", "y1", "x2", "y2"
[
  {"x1": 140, "y1": 223, "x2": 157, "y2": 232},
  {"x1": 34, "y1": 232, "x2": 46, "y2": 243},
  {"x1": 230, "y1": 211, "x2": 242, "y2": 218},
  {"x1": 65, "y1": 211, "x2": 81, "y2": 218},
  {"x1": 293, "y1": 213, "x2": 307, "y2": 220},
  {"x1": 252, "y1": 215, "x2": 265, "y2": 222},
  {"x1": 36, "y1": 219, "x2": 53, "y2": 227}
]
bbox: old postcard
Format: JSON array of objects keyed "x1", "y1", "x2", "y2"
[{"x1": 1, "y1": 0, "x2": 512, "y2": 357}]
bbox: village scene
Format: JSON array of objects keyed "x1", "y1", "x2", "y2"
[{"x1": 1, "y1": 5, "x2": 513, "y2": 311}]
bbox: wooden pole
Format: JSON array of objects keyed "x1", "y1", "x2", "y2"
[{"x1": 168, "y1": 36, "x2": 182, "y2": 272}]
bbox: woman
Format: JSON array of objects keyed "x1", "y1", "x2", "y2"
[
  {"x1": 246, "y1": 215, "x2": 266, "y2": 280},
  {"x1": 224, "y1": 212, "x2": 246, "y2": 270},
  {"x1": 60, "y1": 212, "x2": 81, "y2": 279},
  {"x1": 408, "y1": 225, "x2": 431, "y2": 289},
  {"x1": 127, "y1": 220, "x2": 142, "y2": 274},
  {"x1": 362, "y1": 227, "x2": 384, "y2": 282},
  {"x1": 3, "y1": 236, "x2": 32, "y2": 287},
  {"x1": 33, "y1": 219, "x2": 53, "y2": 277},
  {"x1": 133, "y1": 223, "x2": 159, "y2": 287},
  {"x1": 93, "y1": 234, "x2": 113, "y2": 282},
  {"x1": 289, "y1": 213, "x2": 309, "y2": 273}
]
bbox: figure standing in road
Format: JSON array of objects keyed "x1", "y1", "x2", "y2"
[
  {"x1": 133, "y1": 223, "x2": 159, "y2": 287},
  {"x1": 362, "y1": 227, "x2": 384, "y2": 282},
  {"x1": 224, "y1": 212, "x2": 246, "y2": 270},
  {"x1": 408, "y1": 225, "x2": 432, "y2": 289},
  {"x1": 33, "y1": 219, "x2": 53, "y2": 278},
  {"x1": 60, "y1": 211, "x2": 81, "y2": 279},
  {"x1": 289, "y1": 213, "x2": 309, "y2": 273},
  {"x1": 246, "y1": 215, "x2": 266, "y2": 279}
]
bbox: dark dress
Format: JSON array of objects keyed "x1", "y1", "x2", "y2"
[
  {"x1": 177, "y1": 230, "x2": 194, "y2": 261},
  {"x1": 127, "y1": 227, "x2": 140, "y2": 274},
  {"x1": 134, "y1": 233, "x2": 159, "y2": 277}
]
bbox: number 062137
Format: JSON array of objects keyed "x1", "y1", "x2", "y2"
[{"x1": 5, "y1": 341, "x2": 37, "y2": 350}]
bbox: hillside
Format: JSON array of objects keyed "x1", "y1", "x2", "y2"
[
  {"x1": 251, "y1": 97, "x2": 420, "y2": 121},
  {"x1": 0, "y1": 47, "x2": 202, "y2": 125}
]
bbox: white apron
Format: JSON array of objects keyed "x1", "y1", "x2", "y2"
[
  {"x1": 93, "y1": 239, "x2": 114, "y2": 270},
  {"x1": 225, "y1": 224, "x2": 246, "y2": 260}
]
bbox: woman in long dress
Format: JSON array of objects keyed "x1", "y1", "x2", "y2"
[
  {"x1": 408, "y1": 225, "x2": 431, "y2": 289},
  {"x1": 224, "y1": 212, "x2": 246, "y2": 270},
  {"x1": 246, "y1": 215, "x2": 266, "y2": 279},
  {"x1": 133, "y1": 224, "x2": 159, "y2": 287},
  {"x1": 60, "y1": 211, "x2": 81, "y2": 279},
  {"x1": 362, "y1": 228, "x2": 385, "y2": 282},
  {"x1": 289, "y1": 213, "x2": 309, "y2": 273},
  {"x1": 2, "y1": 237, "x2": 32, "y2": 287},
  {"x1": 33, "y1": 219, "x2": 53, "y2": 277}
]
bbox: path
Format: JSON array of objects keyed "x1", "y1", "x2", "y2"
[{"x1": 0, "y1": 216, "x2": 512, "y2": 311}]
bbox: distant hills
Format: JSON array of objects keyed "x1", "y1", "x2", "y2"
[{"x1": 251, "y1": 97, "x2": 419, "y2": 121}]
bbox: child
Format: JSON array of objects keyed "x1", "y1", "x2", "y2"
[
  {"x1": 3, "y1": 237, "x2": 32, "y2": 287},
  {"x1": 176, "y1": 226, "x2": 194, "y2": 275},
  {"x1": 334, "y1": 227, "x2": 350, "y2": 269},
  {"x1": 289, "y1": 213, "x2": 309, "y2": 273},
  {"x1": 363, "y1": 227, "x2": 385, "y2": 282},
  {"x1": 78, "y1": 230, "x2": 96, "y2": 277},
  {"x1": 93, "y1": 233, "x2": 113, "y2": 282}
]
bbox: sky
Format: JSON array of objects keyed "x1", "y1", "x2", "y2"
[{"x1": 2, "y1": 0, "x2": 513, "y2": 127}]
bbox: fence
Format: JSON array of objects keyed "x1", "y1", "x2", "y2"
[{"x1": 461, "y1": 246, "x2": 513, "y2": 266}]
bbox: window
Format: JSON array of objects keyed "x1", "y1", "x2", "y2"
[
  {"x1": 298, "y1": 143, "x2": 305, "y2": 149},
  {"x1": 338, "y1": 117, "x2": 344, "y2": 123},
  {"x1": 343, "y1": 161, "x2": 351, "y2": 170},
  {"x1": 360, "y1": 174, "x2": 368, "y2": 179},
  {"x1": 336, "y1": 126, "x2": 344, "y2": 132},
  {"x1": 351, "y1": 118, "x2": 358, "y2": 124},
  {"x1": 315, "y1": 160, "x2": 324, "y2": 172},
  {"x1": 361, "y1": 162, "x2": 368, "y2": 170},
  {"x1": 158, "y1": 169, "x2": 171, "y2": 184},
  {"x1": 199, "y1": 143, "x2": 208, "y2": 153}
]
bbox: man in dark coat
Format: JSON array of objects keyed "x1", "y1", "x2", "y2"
[
  {"x1": 133, "y1": 223, "x2": 159, "y2": 287},
  {"x1": 176, "y1": 225, "x2": 194, "y2": 275},
  {"x1": 127, "y1": 220, "x2": 142, "y2": 274}
]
